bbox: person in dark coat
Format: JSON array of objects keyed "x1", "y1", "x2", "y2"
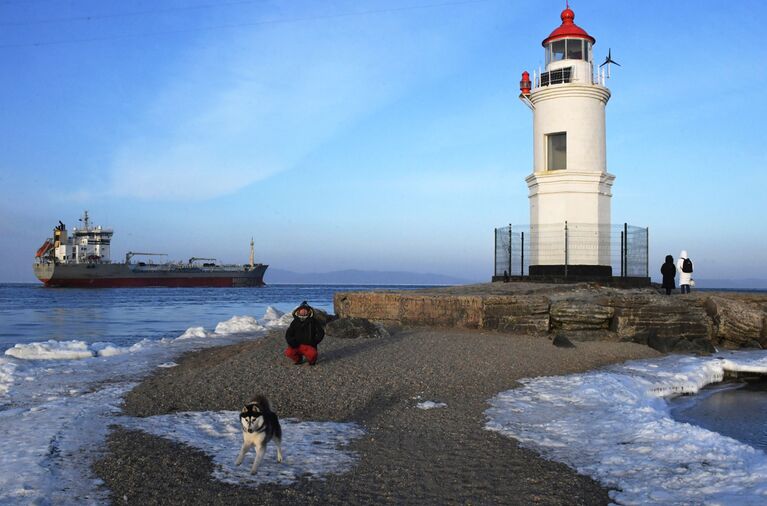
[
  {"x1": 283, "y1": 301, "x2": 325, "y2": 366},
  {"x1": 660, "y1": 255, "x2": 676, "y2": 295}
]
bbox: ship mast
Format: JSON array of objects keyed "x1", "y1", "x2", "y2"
[
  {"x1": 249, "y1": 238, "x2": 255, "y2": 268},
  {"x1": 80, "y1": 210, "x2": 90, "y2": 231}
]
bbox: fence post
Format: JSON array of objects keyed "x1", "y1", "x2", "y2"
[
  {"x1": 620, "y1": 230, "x2": 624, "y2": 277},
  {"x1": 645, "y1": 226, "x2": 649, "y2": 278},
  {"x1": 564, "y1": 221, "x2": 569, "y2": 278},
  {"x1": 624, "y1": 222, "x2": 628, "y2": 277},
  {"x1": 521, "y1": 231, "x2": 525, "y2": 277},
  {"x1": 494, "y1": 228, "x2": 498, "y2": 277},
  {"x1": 508, "y1": 224, "x2": 512, "y2": 278}
]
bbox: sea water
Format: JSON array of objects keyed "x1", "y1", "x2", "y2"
[
  {"x1": 0, "y1": 283, "x2": 415, "y2": 504},
  {"x1": 670, "y1": 377, "x2": 767, "y2": 452}
]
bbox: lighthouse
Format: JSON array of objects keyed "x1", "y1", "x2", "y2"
[{"x1": 520, "y1": 5, "x2": 615, "y2": 278}]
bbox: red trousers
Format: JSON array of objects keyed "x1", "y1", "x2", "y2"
[{"x1": 284, "y1": 344, "x2": 318, "y2": 365}]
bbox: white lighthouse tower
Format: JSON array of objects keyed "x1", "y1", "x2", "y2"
[{"x1": 520, "y1": 4, "x2": 615, "y2": 277}]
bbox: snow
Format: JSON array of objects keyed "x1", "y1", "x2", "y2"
[
  {"x1": 485, "y1": 351, "x2": 767, "y2": 506},
  {"x1": 416, "y1": 401, "x2": 447, "y2": 409},
  {"x1": 214, "y1": 315, "x2": 265, "y2": 334},
  {"x1": 5, "y1": 340, "x2": 96, "y2": 360},
  {"x1": 177, "y1": 326, "x2": 209, "y2": 339},
  {"x1": 5, "y1": 338, "x2": 166, "y2": 361},
  {"x1": 0, "y1": 357, "x2": 16, "y2": 396},
  {"x1": 3, "y1": 311, "x2": 280, "y2": 362},
  {"x1": 0, "y1": 383, "x2": 132, "y2": 504},
  {"x1": 0, "y1": 309, "x2": 277, "y2": 505},
  {"x1": 120, "y1": 411, "x2": 365, "y2": 486}
]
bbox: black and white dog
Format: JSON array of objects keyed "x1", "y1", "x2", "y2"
[{"x1": 235, "y1": 395, "x2": 283, "y2": 474}]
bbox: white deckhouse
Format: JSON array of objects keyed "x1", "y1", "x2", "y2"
[{"x1": 519, "y1": 5, "x2": 615, "y2": 277}]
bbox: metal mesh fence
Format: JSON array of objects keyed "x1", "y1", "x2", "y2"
[{"x1": 494, "y1": 222, "x2": 648, "y2": 278}]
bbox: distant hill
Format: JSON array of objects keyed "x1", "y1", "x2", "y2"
[{"x1": 264, "y1": 268, "x2": 475, "y2": 286}]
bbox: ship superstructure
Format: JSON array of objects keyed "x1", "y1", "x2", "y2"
[
  {"x1": 37, "y1": 211, "x2": 114, "y2": 266},
  {"x1": 34, "y1": 211, "x2": 267, "y2": 287}
]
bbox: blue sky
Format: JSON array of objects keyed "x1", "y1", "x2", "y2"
[{"x1": 1, "y1": 0, "x2": 765, "y2": 283}]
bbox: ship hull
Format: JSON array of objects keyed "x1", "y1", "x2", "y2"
[{"x1": 33, "y1": 262, "x2": 267, "y2": 288}]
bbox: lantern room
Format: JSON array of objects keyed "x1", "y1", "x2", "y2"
[{"x1": 540, "y1": 7, "x2": 595, "y2": 86}]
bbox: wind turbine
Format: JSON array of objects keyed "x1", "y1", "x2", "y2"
[{"x1": 599, "y1": 48, "x2": 621, "y2": 79}]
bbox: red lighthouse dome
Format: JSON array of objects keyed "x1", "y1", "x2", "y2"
[{"x1": 542, "y1": 6, "x2": 595, "y2": 46}]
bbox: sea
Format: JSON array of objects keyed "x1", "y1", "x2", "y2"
[
  {"x1": 0, "y1": 283, "x2": 414, "y2": 504},
  {"x1": 2, "y1": 283, "x2": 767, "y2": 505}
]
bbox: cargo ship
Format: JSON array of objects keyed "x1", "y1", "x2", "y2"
[{"x1": 33, "y1": 212, "x2": 267, "y2": 287}]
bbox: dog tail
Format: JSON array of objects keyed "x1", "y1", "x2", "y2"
[{"x1": 252, "y1": 395, "x2": 272, "y2": 412}]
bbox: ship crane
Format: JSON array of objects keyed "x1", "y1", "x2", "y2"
[
  {"x1": 125, "y1": 252, "x2": 167, "y2": 264},
  {"x1": 188, "y1": 257, "x2": 216, "y2": 264}
]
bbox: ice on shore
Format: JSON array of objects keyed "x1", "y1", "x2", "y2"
[
  {"x1": 261, "y1": 306, "x2": 293, "y2": 327},
  {"x1": 485, "y1": 351, "x2": 767, "y2": 506},
  {"x1": 4, "y1": 340, "x2": 96, "y2": 360},
  {"x1": 177, "y1": 326, "x2": 209, "y2": 339},
  {"x1": 4, "y1": 338, "x2": 163, "y2": 360},
  {"x1": 0, "y1": 358, "x2": 16, "y2": 396},
  {"x1": 0, "y1": 309, "x2": 276, "y2": 503},
  {"x1": 120, "y1": 411, "x2": 365, "y2": 486},
  {"x1": 4, "y1": 311, "x2": 276, "y2": 362},
  {"x1": 0, "y1": 383, "x2": 131, "y2": 504},
  {"x1": 214, "y1": 315, "x2": 265, "y2": 334}
]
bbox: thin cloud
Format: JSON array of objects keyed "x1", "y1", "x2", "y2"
[{"x1": 107, "y1": 4, "x2": 503, "y2": 200}]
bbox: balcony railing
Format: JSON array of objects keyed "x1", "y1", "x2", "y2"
[{"x1": 531, "y1": 65, "x2": 608, "y2": 90}]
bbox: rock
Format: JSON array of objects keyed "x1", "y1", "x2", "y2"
[
  {"x1": 550, "y1": 301, "x2": 613, "y2": 331},
  {"x1": 624, "y1": 329, "x2": 651, "y2": 346},
  {"x1": 689, "y1": 338, "x2": 717, "y2": 354},
  {"x1": 325, "y1": 317, "x2": 390, "y2": 339},
  {"x1": 334, "y1": 292, "x2": 403, "y2": 324},
  {"x1": 333, "y1": 285, "x2": 767, "y2": 351},
  {"x1": 312, "y1": 308, "x2": 332, "y2": 325},
  {"x1": 333, "y1": 292, "x2": 483, "y2": 328},
  {"x1": 705, "y1": 296, "x2": 765, "y2": 348},
  {"x1": 552, "y1": 334, "x2": 575, "y2": 348},
  {"x1": 635, "y1": 329, "x2": 715, "y2": 354},
  {"x1": 645, "y1": 330, "x2": 678, "y2": 353},
  {"x1": 481, "y1": 295, "x2": 550, "y2": 334},
  {"x1": 610, "y1": 302, "x2": 711, "y2": 342},
  {"x1": 399, "y1": 295, "x2": 483, "y2": 329}
]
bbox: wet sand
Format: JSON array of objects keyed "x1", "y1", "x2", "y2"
[{"x1": 94, "y1": 327, "x2": 659, "y2": 505}]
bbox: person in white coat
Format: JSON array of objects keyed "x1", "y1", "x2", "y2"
[{"x1": 677, "y1": 250, "x2": 693, "y2": 294}]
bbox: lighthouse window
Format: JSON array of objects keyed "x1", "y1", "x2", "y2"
[
  {"x1": 547, "y1": 133, "x2": 567, "y2": 171},
  {"x1": 566, "y1": 39, "x2": 584, "y2": 60},
  {"x1": 551, "y1": 40, "x2": 566, "y2": 62}
]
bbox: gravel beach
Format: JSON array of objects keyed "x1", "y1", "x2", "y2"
[{"x1": 94, "y1": 326, "x2": 659, "y2": 505}]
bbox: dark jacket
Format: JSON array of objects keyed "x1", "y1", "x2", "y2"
[
  {"x1": 285, "y1": 304, "x2": 325, "y2": 348},
  {"x1": 661, "y1": 255, "x2": 676, "y2": 289}
]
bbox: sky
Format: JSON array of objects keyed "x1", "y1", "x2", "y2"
[{"x1": 1, "y1": 0, "x2": 765, "y2": 283}]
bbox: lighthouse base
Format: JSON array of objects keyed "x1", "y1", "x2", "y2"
[{"x1": 529, "y1": 264, "x2": 612, "y2": 279}]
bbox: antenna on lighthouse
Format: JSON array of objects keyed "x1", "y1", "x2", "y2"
[{"x1": 599, "y1": 48, "x2": 621, "y2": 79}]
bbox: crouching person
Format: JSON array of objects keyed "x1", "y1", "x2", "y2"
[{"x1": 284, "y1": 301, "x2": 325, "y2": 366}]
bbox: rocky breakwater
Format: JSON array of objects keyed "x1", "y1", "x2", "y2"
[{"x1": 333, "y1": 283, "x2": 767, "y2": 353}]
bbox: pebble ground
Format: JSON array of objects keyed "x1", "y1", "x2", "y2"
[{"x1": 94, "y1": 326, "x2": 659, "y2": 505}]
